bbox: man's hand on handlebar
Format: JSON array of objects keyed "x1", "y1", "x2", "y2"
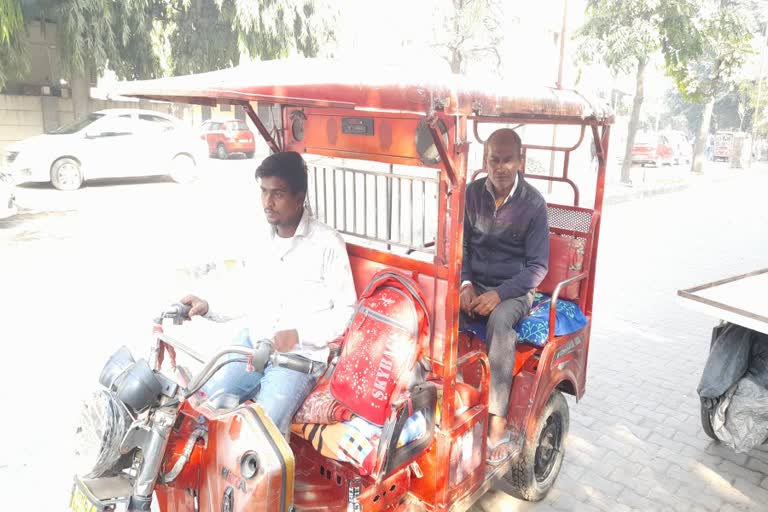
[
  {"x1": 180, "y1": 294, "x2": 209, "y2": 318},
  {"x1": 272, "y1": 329, "x2": 299, "y2": 352}
]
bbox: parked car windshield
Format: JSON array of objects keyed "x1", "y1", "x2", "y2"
[
  {"x1": 228, "y1": 120, "x2": 249, "y2": 131},
  {"x1": 51, "y1": 113, "x2": 106, "y2": 134}
]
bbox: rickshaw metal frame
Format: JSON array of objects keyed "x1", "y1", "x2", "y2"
[{"x1": 115, "y1": 64, "x2": 613, "y2": 512}]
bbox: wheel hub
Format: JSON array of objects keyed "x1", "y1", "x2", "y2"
[{"x1": 58, "y1": 163, "x2": 79, "y2": 187}]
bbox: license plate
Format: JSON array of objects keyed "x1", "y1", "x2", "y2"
[
  {"x1": 239, "y1": 139, "x2": 250, "y2": 143},
  {"x1": 70, "y1": 485, "x2": 100, "y2": 512}
]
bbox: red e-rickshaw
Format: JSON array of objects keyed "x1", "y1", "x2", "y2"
[{"x1": 70, "y1": 59, "x2": 612, "y2": 512}]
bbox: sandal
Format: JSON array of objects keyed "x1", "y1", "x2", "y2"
[{"x1": 486, "y1": 432, "x2": 518, "y2": 466}]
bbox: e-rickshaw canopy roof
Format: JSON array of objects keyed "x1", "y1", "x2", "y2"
[{"x1": 112, "y1": 59, "x2": 613, "y2": 123}]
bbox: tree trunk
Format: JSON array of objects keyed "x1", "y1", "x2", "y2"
[
  {"x1": 450, "y1": 48, "x2": 462, "y2": 74},
  {"x1": 621, "y1": 57, "x2": 647, "y2": 185},
  {"x1": 70, "y1": 72, "x2": 91, "y2": 119},
  {"x1": 691, "y1": 96, "x2": 715, "y2": 174}
]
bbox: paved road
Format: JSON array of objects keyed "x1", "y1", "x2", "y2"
[{"x1": 1, "y1": 160, "x2": 767, "y2": 510}]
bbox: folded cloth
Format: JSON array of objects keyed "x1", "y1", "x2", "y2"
[
  {"x1": 515, "y1": 293, "x2": 587, "y2": 347},
  {"x1": 291, "y1": 420, "x2": 378, "y2": 475},
  {"x1": 291, "y1": 412, "x2": 428, "y2": 475}
]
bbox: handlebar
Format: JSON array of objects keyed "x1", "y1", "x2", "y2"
[
  {"x1": 155, "y1": 303, "x2": 192, "y2": 325},
  {"x1": 180, "y1": 339, "x2": 320, "y2": 400},
  {"x1": 153, "y1": 304, "x2": 321, "y2": 400}
]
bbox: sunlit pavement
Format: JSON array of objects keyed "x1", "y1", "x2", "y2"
[{"x1": 1, "y1": 157, "x2": 767, "y2": 510}]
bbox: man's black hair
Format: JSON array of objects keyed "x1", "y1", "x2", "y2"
[
  {"x1": 255, "y1": 151, "x2": 308, "y2": 195},
  {"x1": 487, "y1": 128, "x2": 522, "y2": 160}
]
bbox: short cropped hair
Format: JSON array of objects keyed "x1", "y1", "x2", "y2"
[
  {"x1": 255, "y1": 151, "x2": 308, "y2": 195},
  {"x1": 487, "y1": 128, "x2": 522, "y2": 160}
]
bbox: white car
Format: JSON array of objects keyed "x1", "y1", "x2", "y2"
[
  {"x1": 0, "y1": 172, "x2": 17, "y2": 219},
  {"x1": 4, "y1": 109, "x2": 207, "y2": 190}
]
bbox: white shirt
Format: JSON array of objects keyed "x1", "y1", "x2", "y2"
[{"x1": 206, "y1": 209, "x2": 357, "y2": 362}]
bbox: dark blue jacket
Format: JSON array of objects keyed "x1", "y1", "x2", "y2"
[{"x1": 461, "y1": 175, "x2": 549, "y2": 300}]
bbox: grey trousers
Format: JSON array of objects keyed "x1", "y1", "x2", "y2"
[{"x1": 460, "y1": 287, "x2": 534, "y2": 418}]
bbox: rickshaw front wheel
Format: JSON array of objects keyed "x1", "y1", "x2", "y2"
[{"x1": 500, "y1": 390, "x2": 569, "y2": 502}]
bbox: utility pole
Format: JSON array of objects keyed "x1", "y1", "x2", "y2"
[{"x1": 548, "y1": 0, "x2": 568, "y2": 194}]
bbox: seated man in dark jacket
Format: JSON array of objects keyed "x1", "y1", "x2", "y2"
[{"x1": 460, "y1": 128, "x2": 549, "y2": 465}]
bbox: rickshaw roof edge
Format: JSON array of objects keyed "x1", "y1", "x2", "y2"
[{"x1": 111, "y1": 59, "x2": 614, "y2": 123}]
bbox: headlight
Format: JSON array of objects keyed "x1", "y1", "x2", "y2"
[
  {"x1": 99, "y1": 346, "x2": 162, "y2": 413},
  {"x1": 73, "y1": 389, "x2": 132, "y2": 478},
  {"x1": 5, "y1": 151, "x2": 19, "y2": 164}
]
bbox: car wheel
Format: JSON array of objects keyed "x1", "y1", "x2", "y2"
[
  {"x1": 51, "y1": 157, "x2": 84, "y2": 191},
  {"x1": 169, "y1": 154, "x2": 198, "y2": 184},
  {"x1": 499, "y1": 391, "x2": 569, "y2": 502},
  {"x1": 217, "y1": 143, "x2": 228, "y2": 160},
  {"x1": 245, "y1": 151, "x2": 255, "y2": 159}
]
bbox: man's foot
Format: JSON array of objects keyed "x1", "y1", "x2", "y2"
[{"x1": 486, "y1": 432, "x2": 520, "y2": 466}]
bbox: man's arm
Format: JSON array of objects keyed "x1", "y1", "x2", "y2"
[
  {"x1": 460, "y1": 196, "x2": 474, "y2": 284},
  {"x1": 494, "y1": 203, "x2": 549, "y2": 301},
  {"x1": 179, "y1": 259, "x2": 249, "y2": 323},
  {"x1": 293, "y1": 237, "x2": 357, "y2": 350}
]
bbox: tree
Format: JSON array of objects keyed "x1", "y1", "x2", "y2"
[
  {"x1": 165, "y1": 0, "x2": 332, "y2": 75},
  {"x1": 576, "y1": 0, "x2": 697, "y2": 185},
  {"x1": 662, "y1": 0, "x2": 762, "y2": 173},
  {"x1": 431, "y1": 0, "x2": 503, "y2": 74},
  {"x1": 1, "y1": 0, "x2": 336, "y2": 118},
  {"x1": 0, "y1": 0, "x2": 27, "y2": 88}
]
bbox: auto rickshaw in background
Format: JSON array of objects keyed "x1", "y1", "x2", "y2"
[{"x1": 69, "y1": 59, "x2": 613, "y2": 512}]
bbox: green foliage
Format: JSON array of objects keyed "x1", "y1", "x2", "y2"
[
  {"x1": 0, "y1": 0, "x2": 336, "y2": 89},
  {"x1": 0, "y1": 0, "x2": 27, "y2": 87},
  {"x1": 576, "y1": 0, "x2": 663, "y2": 75},
  {"x1": 663, "y1": 0, "x2": 760, "y2": 103},
  {"x1": 50, "y1": 0, "x2": 120, "y2": 78},
  {"x1": 0, "y1": 0, "x2": 24, "y2": 44},
  {"x1": 167, "y1": 0, "x2": 334, "y2": 75},
  {"x1": 431, "y1": 0, "x2": 503, "y2": 74}
]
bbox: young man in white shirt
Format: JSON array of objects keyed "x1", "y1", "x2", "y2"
[{"x1": 181, "y1": 151, "x2": 357, "y2": 433}]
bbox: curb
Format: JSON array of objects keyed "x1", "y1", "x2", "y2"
[{"x1": 604, "y1": 165, "x2": 767, "y2": 205}]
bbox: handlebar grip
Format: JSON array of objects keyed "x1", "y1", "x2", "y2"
[
  {"x1": 272, "y1": 353, "x2": 316, "y2": 374},
  {"x1": 174, "y1": 303, "x2": 192, "y2": 320}
]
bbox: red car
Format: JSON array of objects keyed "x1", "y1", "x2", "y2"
[
  {"x1": 200, "y1": 119, "x2": 256, "y2": 159},
  {"x1": 631, "y1": 132, "x2": 674, "y2": 167}
]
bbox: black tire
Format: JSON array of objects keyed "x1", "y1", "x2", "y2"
[
  {"x1": 501, "y1": 391, "x2": 569, "y2": 502},
  {"x1": 169, "y1": 153, "x2": 198, "y2": 184},
  {"x1": 50, "y1": 157, "x2": 83, "y2": 191},
  {"x1": 701, "y1": 401, "x2": 718, "y2": 441},
  {"x1": 217, "y1": 143, "x2": 228, "y2": 160},
  {"x1": 245, "y1": 151, "x2": 255, "y2": 159}
]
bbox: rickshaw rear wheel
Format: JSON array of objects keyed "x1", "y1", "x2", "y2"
[
  {"x1": 500, "y1": 390, "x2": 569, "y2": 502},
  {"x1": 700, "y1": 401, "x2": 718, "y2": 441}
]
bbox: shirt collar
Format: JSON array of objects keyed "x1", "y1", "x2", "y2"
[
  {"x1": 269, "y1": 207, "x2": 312, "y2": 240},
  {"x1": 485, "y1": 172, "x2": 520, "y2": 206}
]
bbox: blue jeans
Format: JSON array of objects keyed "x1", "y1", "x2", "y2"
[{"x1": 202, "y1": 329, "x2": 323, "y2": 433}]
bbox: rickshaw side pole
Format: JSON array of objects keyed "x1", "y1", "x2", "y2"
[
  {"x1": 243, "y1": 101, "x2": 281, "y2": 154},
  {"x1": 427, "y1": 114, "x2": 469, "y2": 510},
  {"x1": 586, "y1": 124, "x2": 610, "y2": 318}
]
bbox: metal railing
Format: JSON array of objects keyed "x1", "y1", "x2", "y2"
[{"x1": 308, "y1": 164, "x2": 439, "y2": 253}]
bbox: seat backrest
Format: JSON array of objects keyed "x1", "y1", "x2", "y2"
[{"x1": 537, "y1": 204, "x2": 596, "y2": 305}]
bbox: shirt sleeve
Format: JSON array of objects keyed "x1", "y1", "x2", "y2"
[
  {"x1": 293, "y1": 235, "x2": 357, "y2": 350},
  {"x1": 460, "y1": 191, "x2": 474, "y2": 284},
  {"x1": 494, "y1": 202, "x2": 549, "y2": 301}
]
